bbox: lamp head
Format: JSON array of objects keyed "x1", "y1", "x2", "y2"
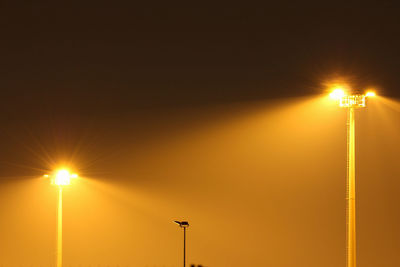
[
  {"x1": 44, "y1": 169, "x2": 78, "y2": 186},
  {"x1": 365, "y1": 91, "x2": 376, "y2": 97},
  {"x1": 174, "y1": 220, "x2": 189, "y2": 228},
  {"x1": 329, "y1": 88, "x2": 377, "y2": 108},
  {"x1": 329, "y1": 88, "x2": 346, "y2": 100}
]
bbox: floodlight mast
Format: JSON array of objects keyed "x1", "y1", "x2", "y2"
[
  {"x1": 44, "y1": 169, "x2": 78, "y2": 267},
  {"x1": 57, "y1": 185, "x2": 63, "y2": 267},
  {"x1": 347, "y1": 103, "x2": 357, "y2": 267},
  {"x1": 332, "y1": 91, "x2": 375, "y2": 267}
]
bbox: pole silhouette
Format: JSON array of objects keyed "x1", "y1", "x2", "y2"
[{"x1": 174, "y1": 221, "x2": 190, "y2": 267}]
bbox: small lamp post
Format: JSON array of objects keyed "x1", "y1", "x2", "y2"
[{"x1": 174, "y1": 221, "x2": 190, "y2": 267}]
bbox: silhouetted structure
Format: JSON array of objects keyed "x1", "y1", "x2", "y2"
[{"x1": 174, "y1": 221, "x2": 190, "y2": 267}]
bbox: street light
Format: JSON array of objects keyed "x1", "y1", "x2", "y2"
[
  {"x1": 330, "y1": 89, "x2": 376, "y2": 267},
  {"x1": 174, "y1": 221, "x2": 190, "y2": 267},
  {"x1": 44, "y1": 169, "x2": 78, "y2": 267}
]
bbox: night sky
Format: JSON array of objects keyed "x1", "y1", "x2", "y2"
[
  {"x1": 2, "y1": 2, "x2": 400, "y2": 109},
  {"x1": 0, "y1": 2, "x2": 400, "y2": 267}
]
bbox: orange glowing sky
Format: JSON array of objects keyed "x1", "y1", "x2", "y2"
[{"x1": 0, "y1": 95, "x2": 399, "y2": 267}]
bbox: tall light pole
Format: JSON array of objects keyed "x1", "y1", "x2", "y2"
[
  {"x1": 330, "y1": 89, "x2": 376, "y2": 267},
  {"x1": 174, "y1": 221, "x2": 189, "y2": 267},
  {"x1": 44, "y1": 169, "x2": 78, "y2": 267}
]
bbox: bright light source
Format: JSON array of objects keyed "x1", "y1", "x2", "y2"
[
  {"x1": 330, "y1": 88, "x2": 346, "y2": 100},
  {"x1": 44, "y1": 169, "x2": 78, "y2": 186},
  {"x1": 365, "y1": 91, "x2": 376, "y2": 97},
  {"x1": 47, "y1": 169, "x2": 78, "y2": 186},
  {"x1": 55, "y1": 169, "x2": 72, "y2": 185}
]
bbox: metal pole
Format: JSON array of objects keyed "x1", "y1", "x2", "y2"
[
  {"x1": 183, "y1": 227, "x2": 186, "y2": 267},
  {"x1": 57, "y1": 186, "x2": 63, "y2": 267},
  {"x1": 347, "y1": 107, "x2": 356, "y2": 267}
]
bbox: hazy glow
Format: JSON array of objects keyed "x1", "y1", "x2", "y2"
[
  {"x1": 0, "y1": 96, "x2": 398, "y2": 267},
  {"x1": 330, "y1": 88, "x2": 346, "y2": 100}
]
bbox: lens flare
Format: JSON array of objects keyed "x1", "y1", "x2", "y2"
[{"x1": 366, "y1": 91, "x2": 376, "y2": 97}]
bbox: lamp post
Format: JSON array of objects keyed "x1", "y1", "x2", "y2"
[
  {"x1": 330, "y1": 89, "x2": 375, "y2": 267},
  {"x1": 174, "y1": 221, "x2": 189, "y2": 267},
  {"x1": 44, "y1": 169, "x2": 78, "y2": 267}
]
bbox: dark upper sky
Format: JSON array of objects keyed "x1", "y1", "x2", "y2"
[
  {"x1": 0, "y1": 1, "x2": 399, "y2": 174},
  {"x1": 1, "y1": 1, "x2": 399, "y2": 173},
  {"x1": 2, "y1": 1, "x2": 400, "y2": 112}
]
